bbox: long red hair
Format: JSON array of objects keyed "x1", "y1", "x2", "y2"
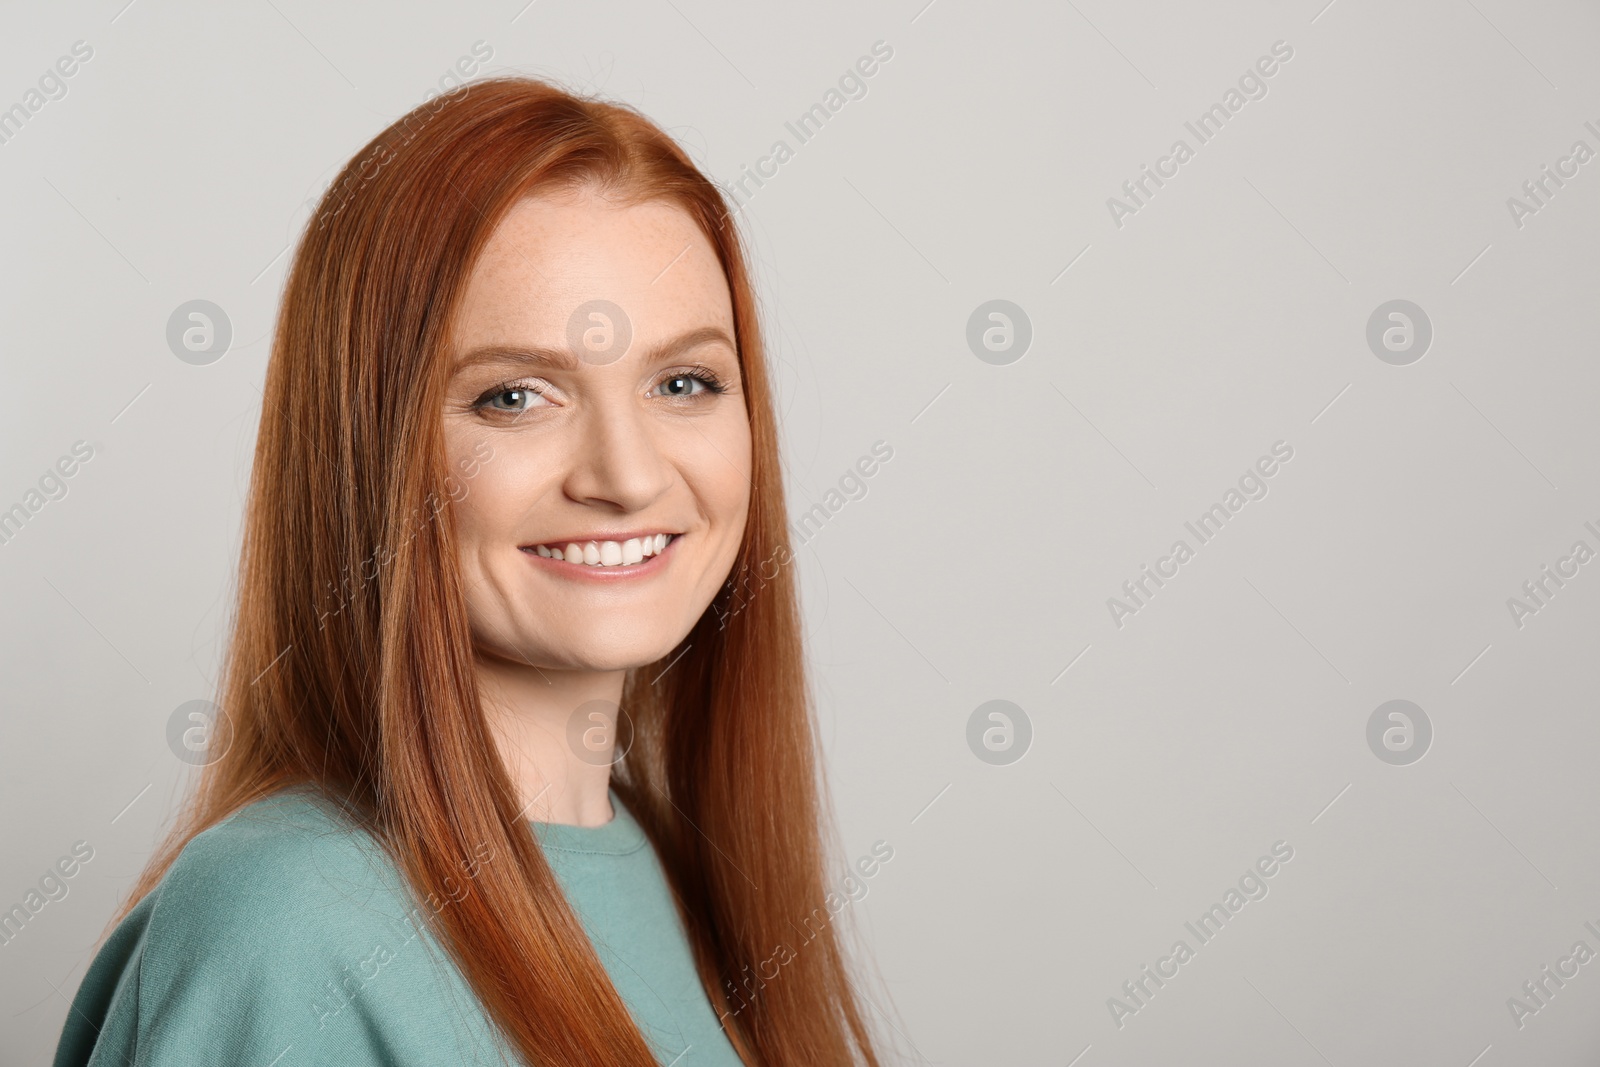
[{"x1": 113, "y1": 76, "x2": 883, "y2": 1066}]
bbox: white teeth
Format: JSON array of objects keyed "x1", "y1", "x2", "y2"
[{"x1": 533, "y1": 534, "x2": 674, "y2": 567}]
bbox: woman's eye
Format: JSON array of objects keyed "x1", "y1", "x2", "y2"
[
  {"x1": 655, "y1": 373, "x2": 720, "y2": 399},
  {"x1": 479, "y1": 386, "x2": 545, "y2": 413}
]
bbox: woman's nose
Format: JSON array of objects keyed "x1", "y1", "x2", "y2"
[{"x1": 559, "y1": 392, "x2": 676, "y2": 511}]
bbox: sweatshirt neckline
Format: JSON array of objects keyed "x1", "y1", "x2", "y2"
[{"x1": 529, "y1": 789, "x2": 647, "y2": 856}]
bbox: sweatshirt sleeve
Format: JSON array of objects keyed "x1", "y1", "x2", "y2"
[{"x1": 54, "y1": 795, "x2": 514, "y2": 1067}]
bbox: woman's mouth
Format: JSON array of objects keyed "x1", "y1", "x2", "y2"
[{"x1": 521, "y1": 533, "x2": 677, "y2": 569}]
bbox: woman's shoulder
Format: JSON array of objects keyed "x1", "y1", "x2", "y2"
[
  {"x1": 54, "y1": 786, "x2": 506, "y2": 1067},
  {"x1": 152, "y1": 785, "x2": 407, "y2": 935}
]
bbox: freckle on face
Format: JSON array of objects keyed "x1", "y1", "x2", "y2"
[{"x1": 441, "y1": 188, "x2": 753, "y2": 674}]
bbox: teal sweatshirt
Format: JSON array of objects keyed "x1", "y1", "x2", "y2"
[{"x1": 51, "y1": 785, "x2": 743, "y2": 1066}]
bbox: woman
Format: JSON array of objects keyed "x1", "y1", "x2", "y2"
[{"x1": 53, "y1": 76, "x2": 885, "y2": 1066}]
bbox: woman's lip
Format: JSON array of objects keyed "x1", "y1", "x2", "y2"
[
  {"x1": 518, "y1": 532, "x2": 678, "y2": 580},
  {"x1": 519, "y1": 530, "x2": 678, "y2": 550}
]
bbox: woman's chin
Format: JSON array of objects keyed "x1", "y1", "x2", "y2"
[{"x1": 497, "y1": 627, "x2": 696, "y2": 675}]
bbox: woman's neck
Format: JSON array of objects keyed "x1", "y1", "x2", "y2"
[{"x1": 475, "y1": 653, "x2": 624, "y2": 827}]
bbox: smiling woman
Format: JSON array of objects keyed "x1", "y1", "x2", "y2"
[
  {"x1": 445, "y1": 192, "x2": 753, "y2": 709},
  {"x1": 52, "y1": 77, "x2": 884, "y2": 1067}
]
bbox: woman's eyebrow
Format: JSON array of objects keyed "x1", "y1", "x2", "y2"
[{"x1": 452, "y1": 325, "x2": 736, "y2": 375}]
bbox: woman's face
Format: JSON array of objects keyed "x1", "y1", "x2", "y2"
[{"x1": 442, "y1": 188, "x2": 751, "y2": 672}]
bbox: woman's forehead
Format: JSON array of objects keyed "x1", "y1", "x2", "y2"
[{"x1": 454, "y1": 194, "x2": 733, "y2": 351}]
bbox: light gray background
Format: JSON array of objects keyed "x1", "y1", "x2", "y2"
[{"x1": 4, "y1": 1, "x2": 1599, "y2": 1064}]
